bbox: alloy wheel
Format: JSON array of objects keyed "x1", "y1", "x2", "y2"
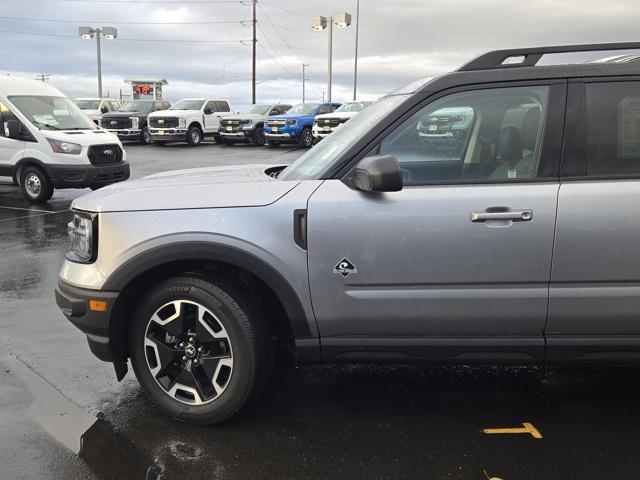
[{"x1": 144, "y1": 300, "x2": 233, "y2": 405}]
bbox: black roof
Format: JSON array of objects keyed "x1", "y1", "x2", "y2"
[{"x1": 417, "y1": 41, "x2": 640, "y2": 93}]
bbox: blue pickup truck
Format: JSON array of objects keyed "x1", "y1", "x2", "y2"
[{"x1": 264, "y1": 102, "x2": 341, "y2": 147}]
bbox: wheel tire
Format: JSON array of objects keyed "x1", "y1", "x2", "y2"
[
  {"x1": 187, "y1": 126, "x2": 203, "y2": 146},
  {"x1": 252, "y1": 127, "x2": 266, "y2": 146},
  {"x1": 140, "y1": 127, "x2": 153, "y2": 145},
  {"x1": 130, "y1": 276, "x2": 273, "y2": 424},
  {"x1": 20, "y1": 166, "x2": 53, "y2": 203},
  {"x1": 298, "y1": 128, "x2": 314, "y2": 148}
]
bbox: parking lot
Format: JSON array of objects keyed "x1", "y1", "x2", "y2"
[{"x1": 2, "y1": 142, "x2": 640, "y2": 480}]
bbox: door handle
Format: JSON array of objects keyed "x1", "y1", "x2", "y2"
[{"x1": 470, "y1": 209, "x2": 533, "y2": 222}]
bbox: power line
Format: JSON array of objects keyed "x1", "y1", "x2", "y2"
[
  {"x1": 257, "y1": 2, "x2": 304, "y2": 62},
  {"x1": 0, "y1": 28, "x2": 247, "y2": 43},
  {"x1": 257, "y1": 43, "x2": 300, "y2": 80},
  {"x1": 0, "y1": 15, "x2": 249, "y2": 25},
  {"x1": 256, "y1": 23, "x2": 299, "y2": 77},
  {"x1": 259, "y1": 2, "x2": 306, "y2": 18}
]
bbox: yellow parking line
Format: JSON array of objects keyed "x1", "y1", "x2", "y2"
[{"x1": 483, "y1": 422, "x2": 542, "y2": 439}]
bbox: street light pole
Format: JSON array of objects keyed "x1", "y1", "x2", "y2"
[
  {"x1": 302, "y1": 63, "x2": 308, "y2": 102},
  {"x1": 327, "y1": 16, "x2": 333, "y2": 102},
  {"x1": 95, "y1": 29, "x2": 102, "y2": 98},
  {"x1": 311, "y1": 13, "x2": 350, "y2": 104},
  {"x1": 79, "y1": 26, "x2": 117, "y2": 99},
  {"x1": 353, "y1": 0, "x2": 360, "y2": 101}
]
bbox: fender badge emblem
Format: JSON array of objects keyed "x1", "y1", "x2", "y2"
[{"x1": 334, "y1": 258, "x2": 357, "y2": 278}]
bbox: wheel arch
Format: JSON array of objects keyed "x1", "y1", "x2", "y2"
[
  {"x1": 14, "y1": 157, "x2": 50, "y2": 184},
  {"x1": 105, "y1": 241, "x2": 317, "y2": 364},
  {"x1": 187, "y1": 121, "x2": 203, "y2": 131}
]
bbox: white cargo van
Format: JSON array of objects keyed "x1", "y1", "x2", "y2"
[{"x1": 0, "y1": 77, "x2": 129, "y2": 202}]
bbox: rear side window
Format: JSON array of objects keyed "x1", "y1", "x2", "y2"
[
  {"x1": 379, "y1": 85, "x2": 549, "y2": 184},
  {"x1": 563, "y1": 81, "x2": 640, "y2": 177}
]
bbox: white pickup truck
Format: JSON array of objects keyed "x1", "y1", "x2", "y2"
[{"x1": 147, "y1": 98, "x2": 231, "y2": 146}]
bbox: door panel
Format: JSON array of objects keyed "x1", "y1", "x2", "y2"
[
  {"x1": 547, "y1": 80, "x2": 640, "y2": 361},
  {"x1": 307, "y1": 180, "x2": 559, "y2": 337}
]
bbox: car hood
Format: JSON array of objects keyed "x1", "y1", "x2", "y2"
[
  {"x1": 72, "y1": 164, "x2": 298, "y2": 213},
  {"x1": 222, "y1": 113, "x2": 265, "y2": 121},
  {"x1": 43, "y1": 129, "x2": 120, "y2": 147},
  {"x1": 315, "y1": 111, "x2": 359, "y2": 120},
  {"x1": 148, "y1": 110, "x2": 199, "y2": 117},
  {"x1": 269, "y1": 113, "x2": 314, "y2": 122},
  {"x1": 102, "y1": 111, "x2": 145, "y2": 118}
]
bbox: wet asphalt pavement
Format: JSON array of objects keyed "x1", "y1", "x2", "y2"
[{"x1": 2, "y1": 142, "x2": 640, "y2": 480}]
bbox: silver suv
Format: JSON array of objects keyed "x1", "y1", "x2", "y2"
[{"x1": 55, "y1": 42, "x2": 640, "y2": 424}]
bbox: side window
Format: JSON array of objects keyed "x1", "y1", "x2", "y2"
[
  {"x1": 564, "y1": 81, "x2": 640, "y2": 177},
  {"x1": 379, "y1": 85, "x2": 549, "y2": 185},
  {"x1": 318, "y1": 104, "x2": 333, "y2": 115},
  {"x1": 0, "y1": 101, "x2": 19, "y2": 138},
  {"x1": 215, "y1": 101, "x2": 230, "y2": 112},
  {"x1": 204, "y1": 101, "x2": 216, "y2": 112}
]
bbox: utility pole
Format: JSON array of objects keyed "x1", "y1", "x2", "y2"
[
  {"x1": 302, "y1": 63, "x2": 308, "y2": 102},
  {"x1": 353, "y1": 0, "x2": 360, "y2": 101},
  {"x1": 35, "y1": 73, "x2": 50, "y2": 82},
  {"x1": 327, "y1": 15, "x2": 333, "y2": 102},
  {"x1": 252, "y1": 0, "x2": 257, "y2": 104}
]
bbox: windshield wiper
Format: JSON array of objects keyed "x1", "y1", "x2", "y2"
[{"x1": 33, "y1": 121, "x2": 61, "y2": 130}]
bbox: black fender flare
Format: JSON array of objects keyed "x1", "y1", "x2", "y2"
[{"x1": 103, "y1": 241, "x2": 313, "y2": 339}]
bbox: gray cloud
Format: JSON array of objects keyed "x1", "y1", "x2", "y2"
[{"x1": 1, "y1": 0, "x2": 638, "y2": 108}]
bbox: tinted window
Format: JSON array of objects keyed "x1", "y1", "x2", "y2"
[
  {"x1": 564, "y1": 81, "x2": 640, "y2": 177},
  {"x1": 0, "y1": 101, "x2": 21, "y2": 138},
  {"x1": 204, "y1": 101, "x2": 217, "y2": 112},
  {"x1": 215, "y1": 101, "x2": 230, "y2": 112},
  {"x1": 379, "y1": 86, "x2": 549, "y2": 184},
  {"x1": 318, "y1": 104, "x2": 333, "y2": 114}
]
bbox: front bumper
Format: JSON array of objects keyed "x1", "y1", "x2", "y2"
[
  {"x1": 47, "y1": 162, "x2": 130, "y2": 189},
  {"x1": 265, "y1": 132, "x2": 297, "y2": 143},
  {"x1": 220, "y1": 131, "x2": 253, "y2": 142},
  {"x1": 54, "y1": 280, "x2": 126, "y2": 375},
  {"x1": 108, "y1": 129, "x2": 142, "y2": 139},
  {"x1": 149, "y1": 128, "x2": 187, "y2": 142}
]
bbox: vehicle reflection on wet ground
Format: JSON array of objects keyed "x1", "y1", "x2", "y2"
[{"x1": 2, "y1": 145, "x2": 640, "y2": 480}]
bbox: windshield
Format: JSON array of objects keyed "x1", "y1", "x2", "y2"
[
  {"x1": 10, "y1": 96, "x2": 97, "y2": 131},
  {"x1": 74, "y1": 99, "x2": 100, "y2": 110},
  {"x1": 170, "y1": 99, "x2": 205, "y2": 111},
  {"x1": 118, "y1": 101, "x2": 153, "y2": 113},
  {"x1": 279, "y1": 95, "x2": 409, "y2": 181},
  {"x1": 242, "y1": 104, "x2": 271, "y2": 115},
  {"x1": 336, "y1": 101, "x2": 371, "y2": 113},
  {"x1": 286, "y1": 103, "x2": 319, "y2": 115}
]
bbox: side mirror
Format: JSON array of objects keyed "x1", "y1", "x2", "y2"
[
  {"x1": 204, "y1": 107, "x2": 213, "y2": 115},
  {"x1": 100, "y1": 105, "x2": 108, "y2": 114},
  {"x1": 6, "y1": 119, "x2": 20, "y2": 139},
  {"x1": 344, "y1": 154, "x2": 403, "y2": 192}
]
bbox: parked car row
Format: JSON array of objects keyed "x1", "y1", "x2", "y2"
[{"x1": 76, "y1": 96, "x2": 371, "y2": 149}]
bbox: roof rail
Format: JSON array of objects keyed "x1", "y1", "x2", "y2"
[{"x1": 458, "y1": 41, "x2": 640, "y2": 71}]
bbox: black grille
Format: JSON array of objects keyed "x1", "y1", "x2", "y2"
[
  {"x1": 104, "y1": 117, "x2": 132, "y2": 129},
  {"x1": 315, "y1": 117, "x2": 347, "y2": 128},
  {"x1": 266, "y1": 120, "x2": 286, "y2": 128},
  {"x1": 88, "y1": 144, "x2": 123, "y2": 167},
  {"x1": 221, "y1": 119, "x2": 242, "y2": 133},
  {"x1": 149, "y1": 117, "x2": 179, "y2": 128}
]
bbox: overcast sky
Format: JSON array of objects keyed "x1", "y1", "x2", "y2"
[{"x1": 0, "y1": 0, "x2": 638, "y2": 108}]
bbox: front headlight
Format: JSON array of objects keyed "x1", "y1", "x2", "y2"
[
  {"x1": 287, "y1": 119, "x2": 297, "y2": 126},
  {"x1": 177, "y1": 116, "x2": 186, "y2": 128},
  {"x1": 47, "y1": 138, "x2": 82, "y2": 155},
  {"x1": 130, "y1": 117, "x2": 139, "y2": 129},
  {"x1": 241, "y1": 119, "x2": 253, "y2": 128},
  {"x1": 66, "y1": 211, "x2": 98, "y2": 263}
]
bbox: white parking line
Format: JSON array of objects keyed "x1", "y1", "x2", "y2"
[{"x1": 0, "y1": 205, "x2": 61, "y2": 214}]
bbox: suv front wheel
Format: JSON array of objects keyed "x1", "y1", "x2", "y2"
[
  {"x1": 130, "y1": 276, "x2": 272, "y2": 424},
  {"x1": 186, "y1": 126, "x2": 203, "y2": 146}
]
